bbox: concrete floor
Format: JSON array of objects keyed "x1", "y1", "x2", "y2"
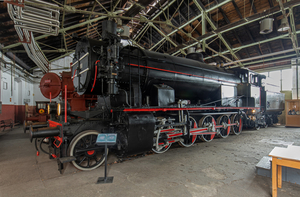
[{"x1": 1, "y1": 125, "x2": 300, "y2": 197}]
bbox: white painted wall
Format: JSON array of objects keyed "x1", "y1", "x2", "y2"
[
  {"x1": 1, "y1": 52, "x2": 34, "y2": 106},
  {"x1": 0, "y1": 52, "x2": 73, "y2": 106}
]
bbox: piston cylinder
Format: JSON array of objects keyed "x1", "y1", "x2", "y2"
[{"x1": 30, "y1": 126, "x2": 60, "y2": 142}]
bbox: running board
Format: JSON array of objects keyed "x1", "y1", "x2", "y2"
[{"x1": 58, "y1": 156, "x2": 76, "y2": 164}]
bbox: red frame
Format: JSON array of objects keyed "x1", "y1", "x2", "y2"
[
  {"x1": 48, "y1": 120, "x2": 62, "y2": 127},
  {"x1": 124, "y1": 106, "x2": 259, "y2": 112}
]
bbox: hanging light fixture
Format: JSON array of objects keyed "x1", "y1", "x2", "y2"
[
  {"x1": 195, "y1": 43, "x2": 203, "y2": 52},
  {"x1": 259, "y1": 18, "x2": 274, "y2": 34},
  {"x1": 116, "y1": 18, "x2": 124, "y2": 33},
  {"x1": 278, "y1": 17, "x2": 290, "y2": 32}
]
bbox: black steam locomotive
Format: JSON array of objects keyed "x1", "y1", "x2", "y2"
[{"x1": 28, "y1": 21, "x2": 284, "y2": 173}]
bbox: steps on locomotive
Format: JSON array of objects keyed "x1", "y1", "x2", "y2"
[
  {"x1": 58, "y1": 156, "x2": 76, "y2": 164},
  {"x1": 256, "y1": 156, "x2": 300, "y2": 185}
]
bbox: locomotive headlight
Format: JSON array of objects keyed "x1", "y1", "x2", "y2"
[
  {"x1": 252, "y1": 109, "x2": 256, "y2": 113},
  {"x1": 57, "y1": 103, "x2": 61, "y2": 116},
  {"x1": 48, "y1": 102, "x2": 57, "y2": 115}
]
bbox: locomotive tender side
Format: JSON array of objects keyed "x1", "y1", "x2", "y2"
[{"x1": 30, "y1": 20, "x2": 284, "y2": 173}]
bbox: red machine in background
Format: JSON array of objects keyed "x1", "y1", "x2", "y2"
[{"x1": 24, "y1": 71, "x2": 97, "y2": 132}]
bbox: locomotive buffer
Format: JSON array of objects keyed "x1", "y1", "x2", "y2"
[{"x1": 96, "y1": 133, "x2": 117, "y2": 184}]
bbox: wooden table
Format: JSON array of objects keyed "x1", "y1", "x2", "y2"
[{"x1": 269, "y1": 145, "x2": 300, "y2": 197}]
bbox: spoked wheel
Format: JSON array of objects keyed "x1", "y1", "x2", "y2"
[
  {"x1": 230, "y1": 114, "x2": 243, "y2": 135},
  {"x1": 179, "y1": 116, "x2": 197, "y2": 147},
  {"x1": 152, "y1": 130, "x2": 172, "y2": 154},
  {"x1": 68, "y1": 130, "x2": 107, "y2": 171},
  {"x1": 217, "y1": 115, "x2": 230, "y2": 138},
  {"x1": 199, "y1": 115, "x2": 216, "y2": 142}
]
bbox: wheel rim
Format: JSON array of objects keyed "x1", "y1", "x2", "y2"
[
  {"x1": 179, "y1": 116, "x2": 197, "y2": 147},
  {"x1": 69, "y1": 130, "x2": 107, "y2": 171},
  {"x1": 152, "y1": 130, "x2": 172, "y2": 154},
  {"x1": 199, "y1": 115, "x2": 216, "y2": 142},
  {"x1": 217, "y1": 115, "x2": 230, "y2": 138},
  {"x1": 152, "y1": 143, "x2": 172, "y2": 154},
  {"x1": 230, "y1": 114, "x2": 242, "y2": 135}
]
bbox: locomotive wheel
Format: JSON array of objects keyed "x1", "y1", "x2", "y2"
[
  {"x1": 216, "y1": 115, "x2": 230, "y2": 138},
  {"x1": 152, "y1": 143, "x2": 172, "y2": 154},
  {"x1": 179, "y1": 116, "x2": 197, "y2": 147},
  {"x1": 152, "y1": 130, "x2": 172, "y2": 154},
  {"x1": 68, "y1": 130, "x2": 107, "y2": 171},
  {"x1": 199, "y1": 115, "x2": 216, "y2": 142},
  {"x1": 230, "y1": 114, "x2": 243, "y2": 135}
]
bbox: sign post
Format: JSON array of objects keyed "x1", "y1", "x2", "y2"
[{"x1": 96, "y1": 133, "x2": 117, "y2": 184}]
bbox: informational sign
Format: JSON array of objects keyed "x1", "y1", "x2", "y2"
[
  {"x1": 96, "y1": 133, "x2": 117, "y2": 184},
  {"x1": 96, "y1": 133, "x2": 117, "y2": 145}
]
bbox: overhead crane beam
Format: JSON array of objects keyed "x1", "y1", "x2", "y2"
[
  {"x1": 148, "y1": 22, "x2": 186, "y2": 55},
  {"x1": 134, "y1": 0, "x2": 233, "y2": 47},
  {"x1": 205, "y1": 30, "x2": 300, "y2": 60},
  {"x1": 149, "y1": 15, "x2": 203, "y2": 51},
  {"x1": 6, "y1": 49, "x2": 74, "y2": 53},
  {"x1": 133, "y1": 0, "x2": 177, "y2": 41},
  {"x1": 190, "y1": 0, "x2": 242, "y2": 66},
  {"x1": 277, "y1": 0, "x2": 298, "y2": 56},
  {"x1": 224, "y1": 47, "x2": 300, "y2": 66},
  {"x1": 287, "y1": 6, "x2": 299, "y2": 56}
]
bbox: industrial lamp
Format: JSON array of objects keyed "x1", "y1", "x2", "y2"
[
  {"x1": 278, "y1": 17, "x2": 290, "y2": 32},
  {"x1": 259, "y1": 18, "x2": 274, "y2": 34}
]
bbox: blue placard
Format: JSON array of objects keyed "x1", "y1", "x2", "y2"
[{"x1": 96, "y1": 133, "x2": 117, "y2": 145}]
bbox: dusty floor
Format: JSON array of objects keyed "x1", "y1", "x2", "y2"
[{"x1": 1, "y1": 125, "x2": 300, "y2": 197}]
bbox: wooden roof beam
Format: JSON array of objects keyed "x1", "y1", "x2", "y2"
[
  {"x1": 171, "y1": 0, "x2": 300, "y2": 56},
  {"x1": 218, "y1": 5, "x2": 248, "y2": 57},
  {"x1": 244, "y1": 27, "x2": 262, "y2": 55},
  {"x1": 193, "y1": 0, "x2": 241, "y2": 63},
  {"x1": 232, "y1": 0, "x2": 243, "y2": 18},
  {"x1": 205, "y1": 30, "x2": 300, "y2": 61},
  {"x1": 232, "y1": 0, "x2": 262, "y2": 55},
  {"x1": 268, "y1": 0, "x2": 274, "y2": 7},
  {"x1": 181, "y1": 1, "x2": 202, "y2": 37}
]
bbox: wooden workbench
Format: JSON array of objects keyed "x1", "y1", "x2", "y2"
[{"x1": 269, "y1": 145, "x2": 300, "y2": 197}]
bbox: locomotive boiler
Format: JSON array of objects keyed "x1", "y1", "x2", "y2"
[{"x1": 29, "y1": 20, "x2": 284, "y2": 173}]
